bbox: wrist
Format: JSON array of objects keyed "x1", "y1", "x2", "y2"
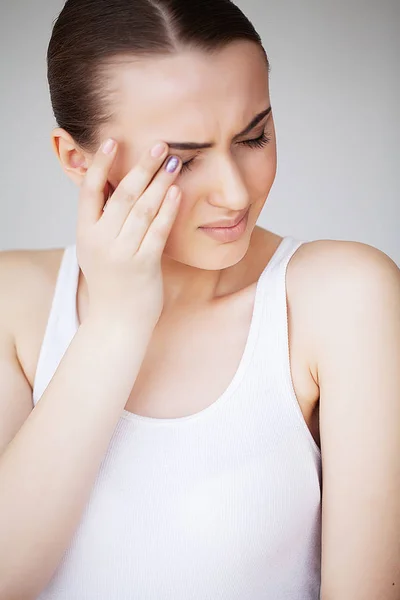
[{"x1": 82, "y1": 312, "x2": 154, "y2": 348}]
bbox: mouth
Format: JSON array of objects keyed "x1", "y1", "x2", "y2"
[
  {"x1": 199, "y1": 208, "x2": 250, "y2": 230},
  {"x1": 198, "y1": 208, "x2": 250, "y2": 243}
]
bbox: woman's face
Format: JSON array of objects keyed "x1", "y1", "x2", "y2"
[{"x1": 103, "y1": 40, "x2": 277, "y2": 271}]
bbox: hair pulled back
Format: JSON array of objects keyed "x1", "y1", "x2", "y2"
[{"x1": 47, "y1": 0, "x2": 270, "y2": 153}]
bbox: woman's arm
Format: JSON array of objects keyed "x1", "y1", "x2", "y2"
[
  {"x1": 304, "y1": 240, "x2": 400, "y2": 600},
  {"x1": 0, "y1": 136, "x2": 182, "y2": 600},
  {"x1": 0, "y1": 254, "x2": 151, "y2": 600}
]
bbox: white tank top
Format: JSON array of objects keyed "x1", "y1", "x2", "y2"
[{"x1": 33, "y1": 236, "x2": 322, "y2": 600}]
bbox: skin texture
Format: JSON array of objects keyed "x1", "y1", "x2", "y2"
[{"x1": 0, "y1": 40, "x2": 399, "y2": 599}]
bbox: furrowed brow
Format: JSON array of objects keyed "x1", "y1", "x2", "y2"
[{"x1": 166, "y1": 106, "x2": 272, "y2": 151}]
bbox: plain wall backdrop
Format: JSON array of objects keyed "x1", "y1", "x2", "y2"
[{"x1": 0, "y1": 0, "x2": 399, "y2": 264}]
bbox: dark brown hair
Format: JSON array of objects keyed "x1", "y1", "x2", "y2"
[{"x1": 47, "y1": 0, "x2": 270, "y2": 154}]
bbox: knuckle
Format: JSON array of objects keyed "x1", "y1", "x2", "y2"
[
  {"x1": 117, "y1": 183, "x2": 138, "y2": 204},
  {"x1": 134, "y1": 200, "x2": 155, "y2": 222}
]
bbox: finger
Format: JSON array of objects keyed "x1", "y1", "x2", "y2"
[
  {"x1": 77, "y1": 138, "x2": 118, "y2": 229},
  {"x1": 138, "y1": 185, "x2": 182, "y2": 258},
  {"x1": 99, "y1": 142, "x2": 169, "y2": 237},
  {"x1": 117, "y1": 156, "x2": 182, "y2": 249}
]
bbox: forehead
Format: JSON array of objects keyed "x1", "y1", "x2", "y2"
[{"x1": 108, "y1": 41, "x2": 270, "y2": 142}]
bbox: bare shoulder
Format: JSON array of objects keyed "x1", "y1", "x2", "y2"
[
  {"x1": 0, "y1": 248, "x2": 65, "y2": 452},
  {"x1": 287, "y1": 238, "x2": 400, "y2": 379},
  {"x1": 291, "y1": 237, "x2": 398, "y2": 273},
  {"x1": 288, "y1": 238, "x2": 399, "y2": 298},
  {"x1": 0, "y1": 247, "x2": 65, "y2": 320},
  {"x1": 0, "y1": 246, "x2": 64, "y2": 276},
  {"x1": 292, "y1": 241, "x2": 400, "y2": 596},
  {"x1": 0, "y1": 248, "x2": 65, "y2": 380}
]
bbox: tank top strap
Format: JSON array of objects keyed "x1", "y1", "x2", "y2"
[
  {"x1": 261, "y1": 236, "x2": 303, "y2": 279},
  {"x1": 32, "y1": 244, "x2": 80, "y2": 405},
  {"x1": 253, "y1": 235, "x2": 306, "y2": 369},
  {"x1": 254, "y1": 236, "x2": 305, "y2": 318},
  {"x1": 260, "y1": 234, "x2": 305, "y2": 359},
  {"x1": 247, "y1": 235, "x2": 320, "y2": 458},
  {"x1": 256, "y1": 235, "x2": 305, "y2": 322},
  {"x1": 241, "y1": 235, "x2": 306, "y2": 376}
]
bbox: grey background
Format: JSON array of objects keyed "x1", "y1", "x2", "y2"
[{"x1": 0, "y1": 0, "x2": 399, "y2": 264}]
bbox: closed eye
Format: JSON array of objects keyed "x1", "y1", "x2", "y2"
[{"x1": 180, "y1": 128, "x2": 272, "y2": 174}]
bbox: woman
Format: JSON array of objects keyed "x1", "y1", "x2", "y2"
[{"x1": 0, "y1": 0, "x2": 398, "y2": 598}]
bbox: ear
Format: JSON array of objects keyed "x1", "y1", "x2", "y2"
[{"x1": 51, "y1": 128, "x2": 94, "y2": 187}]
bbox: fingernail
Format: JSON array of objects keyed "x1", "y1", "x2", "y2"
[
  {"x1": 151, "y1": 143, "x2": 167, "y2": 158},
  {"x1": 102, "y1": 139, "x2": 116, "y2": 155},
  {"x1": 165, "y1": 156, "x2": 180, "y2": 173}
]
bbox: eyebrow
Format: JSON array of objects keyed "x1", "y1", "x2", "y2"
[{"x1": 166, "y1": 106, "x2": 272, "y2": 151}]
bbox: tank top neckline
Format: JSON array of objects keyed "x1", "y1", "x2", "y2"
[{"x1": 45, "y1": 235, "x2": 301, "y2": 427}]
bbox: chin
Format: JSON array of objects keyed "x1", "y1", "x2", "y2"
[{"x1": 164, "y1": 229, "x2": 253, "y2": 271}]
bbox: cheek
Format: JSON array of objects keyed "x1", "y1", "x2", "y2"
[{"x1": 244, "y1": 150, "x2": 277, "y2": 199}]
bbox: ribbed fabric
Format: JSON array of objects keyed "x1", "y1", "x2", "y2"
[{"x1": 33, "y1": 236, "x2": 322, "y2": 600}]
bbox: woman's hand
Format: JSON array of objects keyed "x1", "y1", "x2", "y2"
[{"x1": 76, "y1": 139, "x2": 182, "y2": 330}]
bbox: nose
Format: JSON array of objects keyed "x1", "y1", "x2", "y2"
[{"x1": 207, "y1": 155, "x2": 251, "y2": 212}]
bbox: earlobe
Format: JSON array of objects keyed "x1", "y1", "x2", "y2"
[{"x1": 51, "y1": 127, "x2": 90, "y2": 186}]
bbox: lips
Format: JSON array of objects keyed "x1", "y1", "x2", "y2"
[
  {"x1": 200, "y1": 208, "x2": 249, "y2": 229},
  {"x1": 199, "y1": 209, "x2": 249, "y2": 243}
]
